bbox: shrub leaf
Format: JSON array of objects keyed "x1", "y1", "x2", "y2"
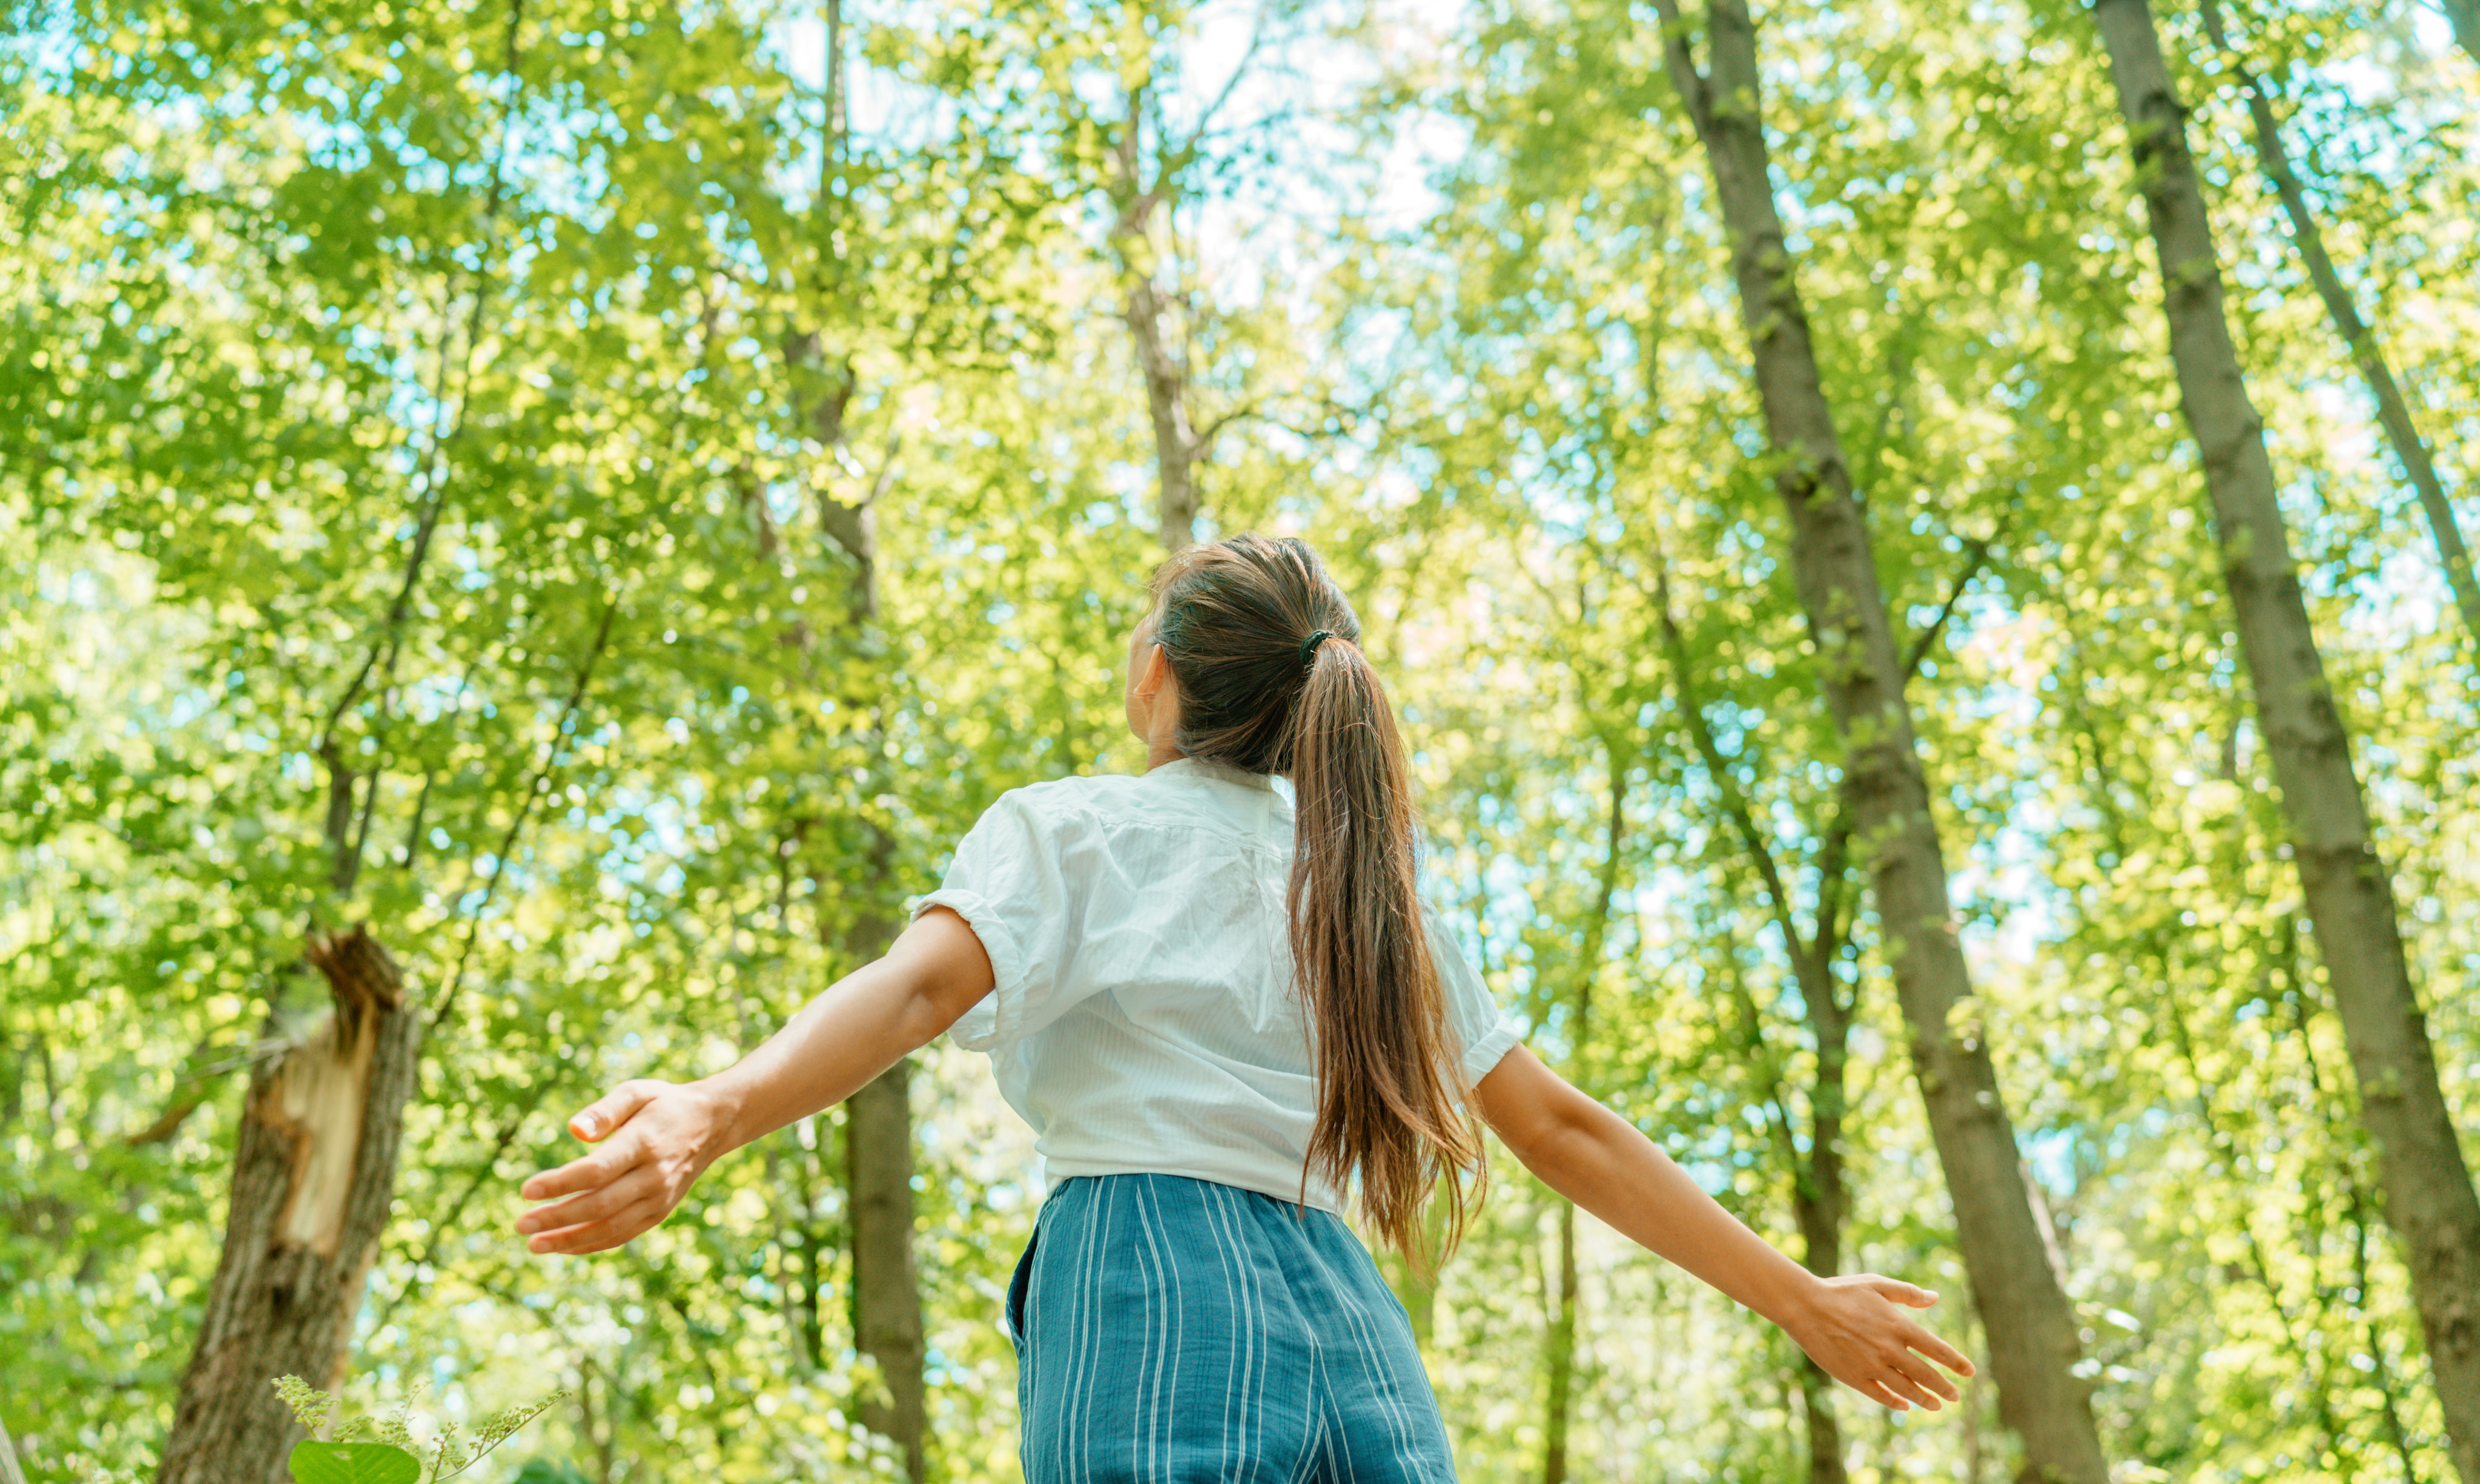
[{"x1": 287, "y1": 1441, "x2": 423, "y2": 1484}]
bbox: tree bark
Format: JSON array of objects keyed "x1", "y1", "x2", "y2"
[
  {"x1": 1126, "y1": 268, "x2": 1201, "y2": 554},
  {"x1": 1110, "y1": 90, "x2": 1202, "y2": 555},
  {"x1": 819, "y1": 716, "x2": 925, "y2": 1483},
  {"x1": 1647, "y1": 5, "x2": 2111, "y2": 1479},
  {"x1": 2091, "y1": 4, "x2": 2480, "y2": 1476},
  {"x1": 1790, "y1": 956, "x2": 1854, "y2": 1484},
  {"x1": 847, "y1": 1054, "x2": 925, "y2": 1482},
  {"x1": 2199, "y1": 0, "x2": 2480, "y2": 650},
  {"x1": 157, "y1": 929, "x2": 419, "y2": 1484}
]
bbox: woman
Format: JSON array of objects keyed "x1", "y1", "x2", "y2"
[{"x1": 518, "y1": 535, "x2": 1971, "y2": 1480}]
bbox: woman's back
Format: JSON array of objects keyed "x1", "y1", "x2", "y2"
[
  {"x1": 520, "y1": 533, "x2": 1974, "y2": 1484},
  {"x1": 921, "y1": 757, "x2": 1517, "y2": 1214}
]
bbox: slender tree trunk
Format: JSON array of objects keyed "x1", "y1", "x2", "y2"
[
  {"x1": 2356, "y1": 1198, "x2": 2432, "y2": 1484},
  {"x1": 785, "y1": 15, "x2": 925, "y2": 1437},
  {"x1": 1540, "y1": 753, "x2": 1629, "y2": 1484},
  {"x1": 1121, "y1": 239, "x2": 1200, "y2": 553},
  {"x1": 1704, "y1": 938, "x2": 1853, "y2": 1484},
  {"x1": 1542, "y1": 1199, "x2": 1579, "y2": 1484},
  {"x1": 847, "y1": 1052, "x2": 925, "y2": 1482},
  {"x1": 2091, "y1": 4, "x2": 2480, "y2": 1477},
  {"x1": 157, "y1": 930, "x2": 420, "y2": 1484},
  {"x1": 1647, "y1": 5, "x2": 2110, "y2": 1479},
  {"x1": 1111, "y1": 93, "x2": 1201, "y2": 555},
  {"x1": 2281, "y1": 927, "x2": 2435, "y2": 1483},
  {"x1": 1790, "y1": 947, "x2": 1853, "y2": 1484},
  {"x1": 805, "y1": 346, "x2": 928, "y2": 1477},
  {"x1": 816, "y1": 727, "x2": 924, "y2": 1482},
  {"x1": 822, "y1": 725, "x2": 925, "y2": 1483},
  {"x1": 2200, "y1": 0, "x2": 2480, "y2": 649}
]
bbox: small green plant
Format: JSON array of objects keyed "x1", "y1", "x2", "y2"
[{"x1": 271, "y1": 1376, "x2": 568, "y2": 1484}]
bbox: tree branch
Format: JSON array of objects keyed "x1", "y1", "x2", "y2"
[
  {"x1": 1900, "y1": 533, "x2": 1997, "y2": 684},
  {"x1": 1649, "y1": 548, "x2": 1811, "y2": 961},
  {"x1": 1166, "y1": 14, "x2": 1269, "y2": 177},
  {"x1": 426, "y1": 594, "x2": 621, "y2": 1036},
  {"x1": 1811, "y1": 807, "x2": 1856, "y2": 989},
  {"x1": 1647, "y1": 0, "x2": 1713, "y2": 137}
]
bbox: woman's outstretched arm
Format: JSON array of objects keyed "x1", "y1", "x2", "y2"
[
  {"x1": 515, "y1": 906, "x2": 995, "y2": 1256},
  {"x1": 1474, "y1": 1045, "x2": 1975, "y2": 1413}
]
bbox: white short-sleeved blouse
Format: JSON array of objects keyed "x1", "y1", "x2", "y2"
[{"x1": 911, "y1": 756, "x2": 1524, "y2": 1215}]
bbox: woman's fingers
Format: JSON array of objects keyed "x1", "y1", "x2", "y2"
[
  {"x1": 520, "y1": 1133, "x2": 641, "y2": 1203},
  {"x1": 1885, "y1": 1348, "x2": 1955, "y2": 1407},
  {"x1": 1866, "y1": 1275, "x2": 1937, "y2": 1309},
  {"x1": 568, "y1": 1078, "x2": 670, "y2": 1143},
  {"x1": 518, "y1": 1161, "x2": 659, "y2": 1238},
  {"x1": 1805, "y1": 1278, "x2": 1977, "y2": 1413},
  {"x1": 1883, "y1": 1369, "x2": 1942, "y2": 1411},
  {"x1": 527, "y1": 1194, "x2": 670, "y2": 1256},
  {"x1": 1905, "y1": 1321, "x2": 1977, "y2": 1377},
  {"x1": 1859, "y1": 1378, "x2": 1910, "y2": 1413},
  {"x1": 514, "y1": 1078, "x2": 713, "y2": 1258}
]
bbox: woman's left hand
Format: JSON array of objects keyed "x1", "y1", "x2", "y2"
[
  {"x1": 1781, "y1": 1275, "x2": 1976, "y2": 1412},
  {"x1": 515, "y1": 1079, "x2": 730, "y2": 1255}
]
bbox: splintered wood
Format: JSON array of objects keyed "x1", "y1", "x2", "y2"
[{"x1": 263, "y1": 931, "x2": 405, "y2": 1257}]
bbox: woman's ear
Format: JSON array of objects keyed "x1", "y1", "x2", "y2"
[{"x1": 1136, "y1": 641, "x2": 1171, "y2": 700}]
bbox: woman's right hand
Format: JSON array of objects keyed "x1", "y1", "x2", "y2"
[
  {"x1": 516, "y1": 1079, "x2": 731, "y2": 1256},
  {"x1": 1781, "y1": 1274, "x2": 1976, "y2": 1411}
]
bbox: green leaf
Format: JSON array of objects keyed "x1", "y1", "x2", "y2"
[{"x1": 287, "y1": 1442, "x2": 423, "y2": 1484}]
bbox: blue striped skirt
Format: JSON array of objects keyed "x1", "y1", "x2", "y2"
[{"x1": 1007, "y1": 1173, "x2": 1459, "y2": 1483}]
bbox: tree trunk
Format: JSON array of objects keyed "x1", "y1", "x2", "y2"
[
  {"x1": 847, "y1": 1055, "x2": 925, "y2": 1482},
  {"x1": 1126, "y1": 269, "x2": 1200, "y2": 553},
  {"x1": 1110, "y1": 92, "x2": 1201, "y2": 555},
  {"x1": 2091, "y1": 4, "x2": 2480, "y2": 1476},
  {"x1": 2200, "y1": 0, "x2": 2480, "y2": 650},
  {"x1": 807, "y1": 351, "x2": 927, "y2": 1478},
  {"x1": 1790, "y1": 945, "x2": 1853, "y2": 1484},
  {"x1": 1541, "y1": 1201, "x2": 1579, "y2": 1484},
  {"x1": 1539, "y1": 753, "x2": 1627, "y2": 1484},
  {"x1": 158, "y1": 929, "x2": 419, "y2": 1484},
  {"x1": 1647, "y1": 5, "x2": 2111, "y2": 1479}
]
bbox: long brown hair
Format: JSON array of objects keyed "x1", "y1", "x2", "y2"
[{"x1": 1149, "y1": 534, "x2": 1486, "y2": 1262}]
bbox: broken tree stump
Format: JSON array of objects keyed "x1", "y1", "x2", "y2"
[{"x1": 156, "y1": 927, "x2": 422, "y2": 1484}]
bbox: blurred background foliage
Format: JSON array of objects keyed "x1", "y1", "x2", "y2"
[{"x1": 2, "y1": 0, "x2": 2475, "y2": 1479}]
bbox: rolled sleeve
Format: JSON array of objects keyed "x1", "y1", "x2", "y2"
[
  {"x1": 913, "y1": 886, "x2": 1029, "y2": 1051},
  {"x1": 911, "y1": 790, "x2": 1094, "y2": 1054},
  {"x1": 1458, "y1": 1017, "x2": 1524, "y2": 1085}
]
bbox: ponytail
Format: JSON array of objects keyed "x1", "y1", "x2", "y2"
[{"x1": 1150, "y1": 535, "x2": 1486, "y2": 1264}]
